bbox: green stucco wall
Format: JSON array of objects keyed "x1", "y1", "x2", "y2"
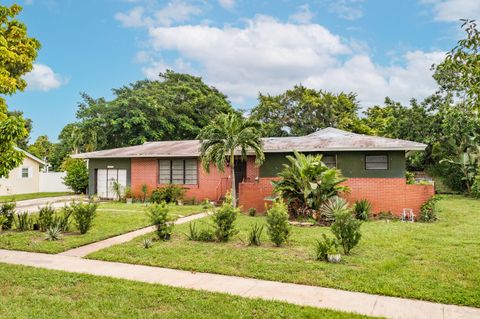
[
  {"x1": 259, "y1": 151, "x2": 406, "y2": 178},
  {"x1": 88, "y1": 158, "x2": 131, "y2": 195}
]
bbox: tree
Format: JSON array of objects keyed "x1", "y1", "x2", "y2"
[
  {"x1": 0, "y1": 4, "x2": 41, "y2": 178},
  {"x1": 63, "y1": 71, "x2": 233, "y2": 152},
  {"x1": 251, "y1": 85, "x2": 372, "y2": 137},
  {"x1": 198, "y1": 112, "x2": 265, "y2": 207},
  {"x1": 272, "y1": 152, "x2": 348, "y2": 219},
  {"x1": 28, "y1": 135, "x2": 54, "y2": 163},
  {"x1": 8, "y1": 110, "x2": 32, "y2": 149},
  {"x1": 433, "y1": 19, "x2": 480, "y2": 110},
  {"x1": 62, "y1": 158, "x2": 88, "y2": 194}
]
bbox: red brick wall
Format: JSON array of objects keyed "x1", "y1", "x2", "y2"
[
  {"x1": 130, "y1": 158, "x2": 231, "y2": 202},
  {"x1": 238, "y1": 177, "x2": 434, "y2": 216}
]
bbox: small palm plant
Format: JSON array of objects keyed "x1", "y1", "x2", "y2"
[
  {"x1": 198, "y1": 112, "x2": 265, "y2": 208},
  {"x1": 45, "y1": 224, "x2": 62, "y2": 241}
]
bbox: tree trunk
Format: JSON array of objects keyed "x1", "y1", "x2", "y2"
[{"x1": 230, "y1": 153, "x2": 236, "y2": 208}]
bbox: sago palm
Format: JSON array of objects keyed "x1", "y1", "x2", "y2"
[{"x1": 198, "y1": 112, "x2": 265, "y2": 207}]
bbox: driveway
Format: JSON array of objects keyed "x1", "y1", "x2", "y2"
[{"x1": 14, "y1": 195, "x2": 87, "y2": 213}]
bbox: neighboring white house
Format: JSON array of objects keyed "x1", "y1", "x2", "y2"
[{"x1": 0, "y1": 148, "x2": 71, "y2": 196}]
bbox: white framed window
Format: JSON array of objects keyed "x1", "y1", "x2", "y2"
[
  {"x1": 21, "y1": 167, "x2": 29, "y2": 178},
  {"x1": 159, "y1": 159, "x2": 198, "y2": 185},
  {"x1": 365, "y1": 155, "x2": 389, "y2": 170}
]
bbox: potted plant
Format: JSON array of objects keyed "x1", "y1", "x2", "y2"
[{"x1": 125, "y1": 186, "x2": 133, "y2": 204}]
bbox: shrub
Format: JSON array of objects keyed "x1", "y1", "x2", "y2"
[
  {"x1": 406, "y1": 171, "x2": 415, "y2": 184},
  {"x1": 247, "y1": 223, "x2": 264, "y2": 246},
  {"x1": 0, "y1": 215, "x2": 7, "y2": 231},
  {"x1": 53, "y1": 206, "x2": 73, "y2": 231},
  {"x1": 376, "y1": 211, "x2": 397, "y2": 221},
  {"x1": 72, "y1": 202, "x2": 97, "y2": 234},
  {"x1": 201, "y1": 199, "x2": 213, "y2": 211},
  {"x1": 353, "y1": 199, "x2": 371, "y2": 221},
  {"x1": 186, "y1": 222, "x2": 215, "y2": 242},
  {"x1": 37, "y1": 205, "x2": 55, "y2": 232},
  {"x1": 141, "y1": 184, "x2": 148, "y2": 203},
  {"x1": 124, "y1": 186, "x2": 133, "y2": 199},
  {"x1": 272, "y1": 151, "x2": 348, "y2": 219},
  {"x1": 266, "y1": 201, "x2": 291, "y2": 247},
  {"x1": 247, "y1": 207, "x2": 257, "y2": 217},
  {"x1": 0, "y1": 202, "x2": 16, "y2": 230},
  {"x1": 419, "y1": 196, "x2": 440, "y2": 222},
  {"x1": 147, "y1": 203, "x2": 174, "y2": 240},
  {"x1": 317, "y1": 196, "x2": 349, "y2": 225},
  {"x1": 151, "y1": 185, "x2": 186, "y2": 204},
  {"x1": 45, "y1": 224, "x2": 62, "y2": 241},
  {"x1": 315, "y1": 233, "x2": 339, "y2": 261},
  {"x1": 62, "y1": 158, "x2": 88, "y2": 194},
  {"x1": 331, "y1": 211, "x2": 362, "y2": 255},
  {"x1": 212, "y1": 194, "x2": 239, "y2": 242},
  {"x1": 143, "y1": 238, "x2": 153, "y2": 249},
  {"x1": 15, "y1": 212, "x2": 33, "y2": 231}
]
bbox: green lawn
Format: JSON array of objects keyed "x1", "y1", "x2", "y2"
[
  {"x1": 0, "y1": 192, "x2": 74, "y2": 202},
  {"x1": 0, "y1": 263, "x2": 375, "y2": 319},
  {"x1": 88, "y1": 195, "x2": 480, "y2": 307},
  {"x1": 0, "y1": 203, "x2": 203, "y2": 254}
]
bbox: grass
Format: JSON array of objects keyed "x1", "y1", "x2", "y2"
[
  {"x1": 88, "y1": 195, "x2": 480, "y2": 307},
  {"x1": 0, "y1": 263, "x2": 375, "y2": 319},
  {"x1": 0, "y1": 192, "x2": 73, "y2": 202},
  {"x1": 0, "y1": 203, "x2": 203, "y2": 254}
]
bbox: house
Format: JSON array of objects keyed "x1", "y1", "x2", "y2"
[
  {"x1": 0, "y1": 148, "x2": 46, "y2": 196},
  {"x1": 73, "y1": 128, "x2": 435, "y2": 216}
]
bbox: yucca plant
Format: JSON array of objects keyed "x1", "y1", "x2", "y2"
[
  {"x1": 272, "y1": 151, "x2": 348, "y2": 218},
  {"x1": 318, "y1": 196, "x2": 350, "y2": 225},
  {"x1": 143, "y1": 238, "x2": 153, "y2": 249},
  {"x1": 353, "y1": 199, "x2": 371, "y2": 221},
  {"x1": 0, "y1": 215, "x2": 7, "y2": 232},
  {"x1": 247, "y1": 223, "x2": 264, "y2": 246},
  {"x1": 15, "y1": 212, "x2": 33, "y2": 231},
  {"x1": 45, "y1": 224, "x2": 62, "y2": 241}
]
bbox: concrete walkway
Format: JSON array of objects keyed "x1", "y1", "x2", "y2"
[
  {"x1": 59, "y1": 212, "x2": 208, "y2": 257},
  {"x1": 0, "y1": 249, "x2": 478, "y2": 319},
  {"x1": 14, "y1": 195, "x2": 87, "y2": 213}
]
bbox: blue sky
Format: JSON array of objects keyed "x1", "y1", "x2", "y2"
[{"x1": 4, "y1": 0, "x2": 480, "y2": 142}]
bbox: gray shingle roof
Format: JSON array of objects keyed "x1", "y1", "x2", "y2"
[{"x1": 72, "y1": 127, "x2": 426, "y2": 159}]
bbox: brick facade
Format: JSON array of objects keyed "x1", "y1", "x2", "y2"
[{"x1": 238, "y1": 177, "x2": 434, "y2": 217}]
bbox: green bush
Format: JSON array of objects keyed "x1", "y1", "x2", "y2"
[
  {"x1": 15, "y1": 212, "x2": 33, "y2": 231},
  {"x1": 147, "y1": 203, "x2": 174, "y2": 240},
  {"x1": 37, "y1": 205, "x2": 55, "y2": 232},
  {"x1": 419, "y1": 196, "x2": 440, "y2": 222},
  {"x1": 247, "y1": 207, "x2": 257, "y2": 217},
  {"x1": 353, "y1": 199, "x2": 371, "y2": 221},
  {"x1": 331, "y1": 211, "x2": 362, "y2": 255},
  {"x1": 141, "y1": 184, "x2": 148, "y2": 203},
  {"x1": 53, "y1": 206, "x2": 73, "y2": 231},
  {"x1": 151, "y1": 185, "x2": 186, "y2": 204},
  {"x1": 266, "y1": 201, "x2": 291, "y2": 247},
  {"x1": 406, "y1": 171, "x2": 415, "y2": 184},
  {"x1": 318, "y1": 196, "x2": 349, "y2": 225},
  {"x1": 186, "y1": 222, "x2": 215, "y2": 242},
  {"x1": 0, "y1": 215, "x2": 7, "y2": 231},
  {"x1": 212, "y1": 194, "x2": 239, "y2": 242},
  {"x1": 315, "y1": 233, "x2": 339, "y2": 261},
  {"x1": 247, "y1": 223, "x2": 264, "y2": 246},
  {"x1": 72, "y1": 202, "x2": 97, "y2": 234},
  {"x1": 0, "y1": 202, "x2": 16, "y2": 230},
  {"x1": 62, "y1": 158, "x2": 88, "y2": 194}
]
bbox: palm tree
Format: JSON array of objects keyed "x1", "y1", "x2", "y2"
[{"x1": 198, "y1": 112, "x2": 265, "y2": 207}]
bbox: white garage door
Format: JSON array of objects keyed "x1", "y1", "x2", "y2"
[{"x1": 97, "y1": 169, "x2": 127, "y2": 199}]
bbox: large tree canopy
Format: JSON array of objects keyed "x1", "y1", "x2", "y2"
[
  {"x1": 0, "y1": 4, "x2": 40, "y2": 178},
  {"x1": 67, "y1": 71, "x2": 233, "y2": 152},
  {"x1": 250, "y1": 85, "x2": 372, "y2": 137}
]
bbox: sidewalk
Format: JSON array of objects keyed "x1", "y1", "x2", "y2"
[{"x1": 0, "y1": 249, "x2": 478, "y2": 319}]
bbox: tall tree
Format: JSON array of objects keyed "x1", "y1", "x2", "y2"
[
  {"x1": 28, "y1": 135, "x2": 54, "y2": 163},
  {"x1": 7, "y1": 110, "x2": 32, "y2": 149},
  {"x1": 0, "y1": 4, "x2": 41, "y2": 178},
  {"x1": 198, "y1": 113, "x2": 265, "y2": 207},
  {"x1": 68, "y1": 71, "x2": 233, "y2": 152},
  {"x1": 250, "y1": 85, "x2": 372, "y2": 137}
]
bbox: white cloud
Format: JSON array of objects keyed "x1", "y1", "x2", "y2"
[
  {"x1": 329, "y1": 0, "x2": 364, "y2": 20},
  {"x1": 140, "y1": 15, "x2": 443, "y2": 107},
  {"x1": 115, "y1": 1, "x2": 201, "y2": 28},
  {"x1": 422, "y1": 0, "x2": 480, "y2": 22},
  {"x1": 218, "y1": 0, "x2": 235, "y2": 10},
  {"x1": 289, "y1": 4, "x2": 314, "y2": 24},
  {"x1": 23, "y1": 64, "x2": 65, "y2": 91}
]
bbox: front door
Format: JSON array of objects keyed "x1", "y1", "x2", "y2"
[
  {"x1": 234, "y1": 160, "x2": 247, "y2": 195},
  {"x1": 96, "y1": 169, "x2": 127, "y2": 199}
]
